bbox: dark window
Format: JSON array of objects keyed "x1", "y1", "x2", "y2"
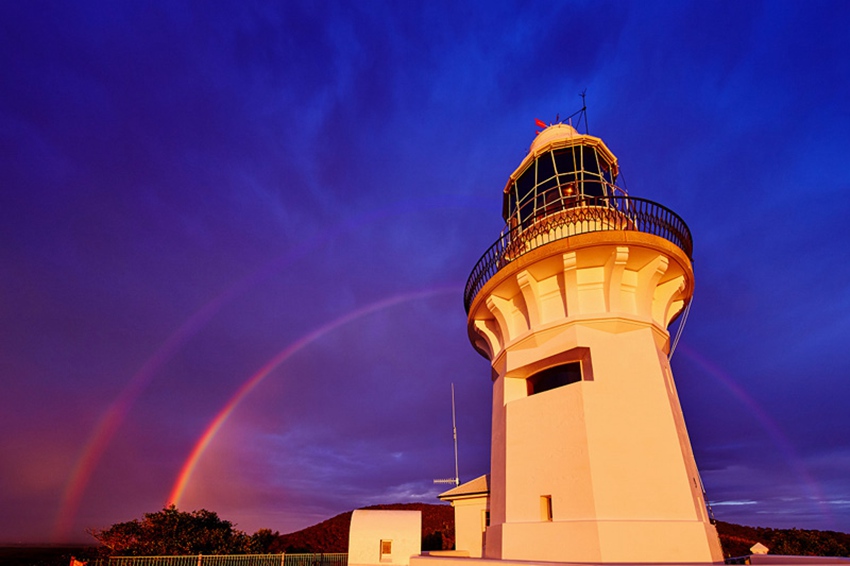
[
  {"x1": 536, "y1": 152, "x2": 555, "y2": 183},
  {"x1": 578, "y1": 147, "x2": 603, "y2": 197},
  {"x1": 582, "y1": 178, "x2": 605, "y2": 197},
  {"x1": 520, "y1": 197, "x2": 535, "y2": 225},
  {"x1": 537, "y1": 176, "x2": 558, "y2": 194},
  {"x1": 535, "y1": 178, "x2": 558, "y2": 218},
  {"x1": 553, "y1": 147, "x2": 578, "y2": 175},
  {"x1": 516, "y1": 169, "x2": 535, "y2": 202},
  {"x1": 581, "y1": 146, "x2": 601, "y2": 175},
  {"x1": 544, "y1": 185, "x2": 561, "y2": 214},
  {"x1": 558, "y1": 172, "x2": 578, "y2": 186},
  {"x1": 527, "y1": 362, "x2": 582, "y2": 395}
]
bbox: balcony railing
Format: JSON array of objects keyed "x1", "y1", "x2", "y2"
[{"x1": 463, "y1": 195, "x2": 693, "y2": 312}]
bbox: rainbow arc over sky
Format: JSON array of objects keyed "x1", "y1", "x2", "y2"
[
  {"x1": 167, "y1": 287, "x2": 459, "y2": 507},
  {"x1": 51, "y1": 197, "x2": 475, "y2": 541}
]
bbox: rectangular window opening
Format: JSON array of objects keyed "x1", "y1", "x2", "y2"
[
  {"x1": 380, "y1": 539, "x2": 392, "y2": 561},
  {"x1": 527, "y1": 361, "x2": 582, "y2": 395},
  {"x1": 521, "y1": 347, "x2": 593, "y2": 397},
  {"x1": 541, "y1": 495, "x2": 553, "y2": 521}
]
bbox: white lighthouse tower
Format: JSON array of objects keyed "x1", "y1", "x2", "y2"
[{"x1": 462, "y1": 122, "x2": 723, "y2": 563}]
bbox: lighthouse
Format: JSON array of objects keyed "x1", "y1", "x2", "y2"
[{"x1": 463, "y1": 122, "x2": 723, "y2": 563}]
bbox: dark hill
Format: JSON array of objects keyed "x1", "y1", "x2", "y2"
[
  {"x1": 715, "y1": 520, "x2": 850, "y2": 558},
  {"x1": 277, "y1": 504, "x2": 850, "y2": 558},
  {"x1": 8, "y1": 508, "x2": 848, "y2": 565}
]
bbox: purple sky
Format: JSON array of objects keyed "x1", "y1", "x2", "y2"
[{"x1": 2, "y1": 0, "x2": 849, "y2": 544}]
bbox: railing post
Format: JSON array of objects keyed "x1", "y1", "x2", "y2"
[{"x1": 197, "y1": 554, "x2": 202, "y2": 566}]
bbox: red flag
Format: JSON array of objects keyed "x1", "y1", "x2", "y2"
[{"x1": 535, "y1": 118, "x2": 547, "y2": 128}]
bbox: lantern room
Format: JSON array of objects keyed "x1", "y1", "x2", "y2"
[{"x1": 502, "y1": 123, "x2": 622, "y2": 229}]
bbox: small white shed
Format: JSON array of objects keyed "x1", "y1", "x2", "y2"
[{"x1": 348, "y1": 509, "x2": 422, "y2": 566}]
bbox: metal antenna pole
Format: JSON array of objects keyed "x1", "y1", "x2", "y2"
[
  {"x1": 433, "y1": 383, "x2": 461, "y2": 487},
  {"x1": 451, "y1": 383, "x2": 459, "y2": 486},
  {"x1": 580, "y1": 89, "x2": 588, "y2": 134}
]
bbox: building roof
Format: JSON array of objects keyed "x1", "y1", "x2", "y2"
[{"x1": 438, "y1": 474, "x2": 489, "y2": 501}]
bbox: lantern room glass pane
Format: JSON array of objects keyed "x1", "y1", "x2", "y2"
[
  {"x1": 516, "y1": 169, "x2": 534, "y2": 202},
  {"x1": 582, "y1": 146, "x2": 601, "y2": 175},
  {"x1": 536, "y1": 152, "x2": 555, "y2": 183},
  {"x1": 584, "y1": 178, "x2": 605, "y2": 197},
  {"x1": 553, "y1": 147, "x2": 578, "y2": 175}
]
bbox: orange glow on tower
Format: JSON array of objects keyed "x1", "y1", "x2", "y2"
[{"x1": 462, "y1": 123, "x2": 722, "y2": 563}]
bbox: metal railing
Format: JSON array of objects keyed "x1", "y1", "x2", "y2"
[
  {"x1": 463, "y1": 195, "x2": 693, "y2": 312},
  {"x1": 84, "y1": 553, "x2": 347, "y2": 566}
]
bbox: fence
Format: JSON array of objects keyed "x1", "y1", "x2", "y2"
[{"x1": 83, "y1": 553, "x2": 347, "y2": 566}]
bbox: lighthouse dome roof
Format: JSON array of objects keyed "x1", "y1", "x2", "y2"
[{"x1": 530, "y1": 123, "x2": 580, "y2": 153}]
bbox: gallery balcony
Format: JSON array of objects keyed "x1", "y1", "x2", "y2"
[{"x1": 463, "y1": 193, "x2": 693, "y2": 313}]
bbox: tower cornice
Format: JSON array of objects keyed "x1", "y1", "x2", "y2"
[{"x1": 467, "y1": 230, "x2": 693, "y2": 361}]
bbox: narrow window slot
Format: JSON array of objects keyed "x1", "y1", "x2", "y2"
[{"x1": 541, "y1": 495, "x2": 553, "y2": 521}]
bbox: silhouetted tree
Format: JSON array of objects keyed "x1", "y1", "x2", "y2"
[
  {"x1": 248, "y1": 528, "x2": 282, "y2": 553},
  {"x1": 715, "y1": 521, "x2": 850, "y2": 558},
  {"x1": 88, "y1": 506, "x2": 249, "y2": 556}
]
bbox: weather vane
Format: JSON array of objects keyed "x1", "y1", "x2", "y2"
[{"x1": 533, "y1": 90, "x2": 590, "y2": 136}]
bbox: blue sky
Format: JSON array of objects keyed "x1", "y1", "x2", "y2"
[{"x1": 1, "y1": 0, "x2": 849, "y2": 543}]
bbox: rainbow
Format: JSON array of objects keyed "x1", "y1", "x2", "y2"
[
  {"x1": 52, "y1": 242, "x2": 318, "y2": 539},
  {"x1": 166, "y1": 286, "x2": 460, "y2": 507},
  {"x1": 52, "y1": 293, "x2": 230, "y2": 540},
  {"x1": 51, "y1": 197, "x2": 476, "y2": 540}
]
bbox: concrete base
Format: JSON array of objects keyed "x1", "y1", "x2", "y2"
[
  {"x1": 486, "y1": 520, "x2": 723, "y2": 563},
  {"x1": 412, "y1": 553, "x2": 850, "y2": 566},
  {"x1": 411, "y1": 554, "x2": 722, "y2": 566}
]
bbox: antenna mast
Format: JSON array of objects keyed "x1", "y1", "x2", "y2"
[
  {"x1": 580, "y1": 89, "x2": 588, "y2": 134},
  {"x1": 559, "y1": 91, "x2": 590, "y2": 134},
  {"x1": 433, "y1": 383, "x2": 460, "y2": 487}
]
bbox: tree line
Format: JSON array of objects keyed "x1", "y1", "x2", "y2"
[
  {"x1": 715, "y1": 520, "x2": 850, "y2": 558},
  {"x1": 87, "y1": 506, "x2": 283, "y2": 557},
  {"x1": 85, "y1": 506, "x2": 850, "y2": 559}
]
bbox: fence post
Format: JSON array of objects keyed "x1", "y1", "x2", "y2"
[
  {"x1": 280, "y1": 553, "x2": 285, "y2": 566},
  {"x1": 197, "y1": 554, "x2": 203, "y2": 566}
]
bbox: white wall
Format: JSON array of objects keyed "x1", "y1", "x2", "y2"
[{"x1": 349, "y1": 510, "x2": 422, "y2": 566}]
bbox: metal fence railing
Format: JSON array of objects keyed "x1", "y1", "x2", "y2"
[
  {"x1": 463, "y1": 195, "x2": 693, "y2": 312},
  {"x1": 84, "y1": 553, "x2": 347, "y2": 566}
]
